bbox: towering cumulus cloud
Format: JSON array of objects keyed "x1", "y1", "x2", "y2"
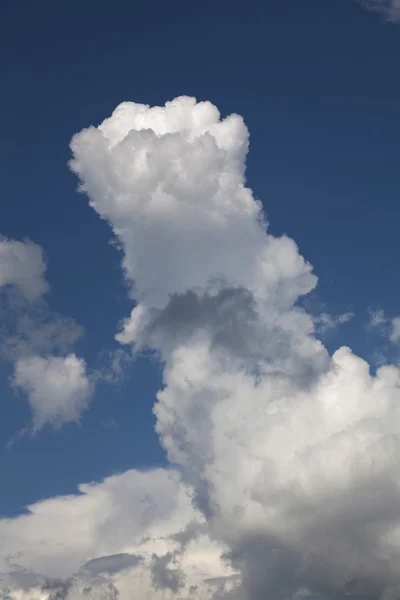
[
  {"x1": 70, "y1": 97, "x2": 400, "y2": 599},
  {"x1": 3, "y1": 96, "x2": 400, "y2": 599}
]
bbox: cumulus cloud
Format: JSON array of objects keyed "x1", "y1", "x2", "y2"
[
  {"x1": 70, "y1": 97, "x2": 316, "y2": 311},
  {"x1": 0, "y1": 469, "x2": 233, "y2": 600},
  {"x1": 69, "y1": 97, "x2": 400, "y2": 599},
  {"x1": 359, "y1": 0, "x2": 400, "y2": 22},
  {"x1": 0, "y1": 238, "x2": 48, "y2": 301},
  {"x1": 4, "y1": 95, "x2": 400, "y2": 599},
  {"x1": 0, "y1": 238, "x2": 92, "y2": 431},
  {"x1": 68, "y1": 96, "x2": 400, "y2": 599},
  {"x1": 12, "y1": 354, "x2": 92, "y2": 431}
]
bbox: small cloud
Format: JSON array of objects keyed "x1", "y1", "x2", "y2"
[
  {"x1": 6, "y1": 426, "x2": 29, "y2": 451},
  {"x1": 102, "y1": 418, "x2": 118, "y2": 430},
  {"x1": 314, "y1": 311, "x2": 354, "y2": 333},
  {"x1": 0, "y1": 236, "x2": 93, "y2": 435},
  {"x1": 93, "y1": 347, "x2": 132, "y2": 385},
  {"x1": 12, "y1": 354, "x2": 93, "y2": 431},
  {"x1": 0, "y1": 237, "x2": 48, "y2": 301},
  {"x1": 0, "y1": 296, "x2": 84, "y2": 362},
  {"x1": 368, "y1": 309, "x2": 400, "y2": 345},
  {"x1": 368, "y1": 308, "x2": 388, "y2": 328},
  {"x1": 359, "y1": 0, "x2": 400, "y2": 22},
  {"x1": 389, "y1": 317, "x2": 400, "y2": 343}
]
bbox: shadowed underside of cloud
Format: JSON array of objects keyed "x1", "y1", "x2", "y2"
[
  {"x1": 3, "y1": 95, "x2": 400, "y2": 599},
  {"x1": 82, "y1": 553, "x2": 142, "y2": 576}
]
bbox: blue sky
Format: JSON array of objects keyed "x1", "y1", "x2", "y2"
[{"x1": 1, "y1": 1, "x2": 400, "y2": 598}]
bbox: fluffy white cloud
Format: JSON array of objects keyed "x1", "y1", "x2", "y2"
[
  {"x1": 12, "y1": 354, "x2": 92, "y2": 431},
  {"x1": 359, "y1": 0, "x2": 400, "y2": 21},
  {"x1": 0, "y1": 238, "x2": 48, "y2": 301},
  {"x1": 67, "y1": 96, "x2": 400, "y2": 599},
  {"x1": 0, "y1": 238, "x2": 92, "y2": 431},
  {"x1": 70, "y1": 96, "x2": 316, "y2": 313},
  {"x1": 0, "y1": 469, "x2": 234, "y2": 600}
]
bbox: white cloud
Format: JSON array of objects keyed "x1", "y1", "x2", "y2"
[
  {"x1": 70, "y1": 96, "x2": 316, "y2": 312},
  {"x1": 0, "y1": 469, "x2": 233, "y2": 600},
  {"x1": 0, "y1": 238, "x2": 48, "y2": 301},
  {"x1": 12, "y1": 354, "x2": 92, "y2": 431},
  {"x1": 67, "y1": 96, "x2": 400, "y2": 599},
  {"x1": 0, "y1": 238, "x2": 94, "y2": 432},
  {"x1": 359, "y1": 0, "x2": 400, "y2": 22}
]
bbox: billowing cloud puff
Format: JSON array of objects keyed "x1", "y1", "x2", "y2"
[
  {"x1": 0, "y1": 469, "x2": 234, "y2": 600},
  {"x1": 70, "y1": 96, "x2": 316, "y2": 312},
  {"x1": 12, "y1": 354, "x2": 92, "y2": 431},
  {"x1": 0, "y1": 238, "x2": 48, "y2": 301},
  {"x1": 0, "y1": 238, "x2": 91, "y2": 431}
]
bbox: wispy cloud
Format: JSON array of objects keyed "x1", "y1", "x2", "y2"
[
  {"x1": 368, "y1": 308, "x2": 400, "y2": 344},
  {"x1": 359, "y1": 0, "x2": 400, "y2": 22}
]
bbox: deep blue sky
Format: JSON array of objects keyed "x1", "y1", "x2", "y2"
[{"x1": 1, "y1": 0, "x2": 399, "y2": 515}]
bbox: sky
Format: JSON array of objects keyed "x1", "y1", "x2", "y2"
[{"x1": 1, "y1": 0, "x2": 400, "y2": 598}]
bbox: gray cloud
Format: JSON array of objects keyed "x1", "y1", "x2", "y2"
[
  {"x1": 150, "y1": 552, "x2": 185, "y2": 594},
  {"x1": 125, "y1": 285, "x2": 328, "y2": 389},
  {"x1": 82, "y1": 554, "x2": 142, "y2": 576},
  {"x1": 0, "y1": 289, "x2": 83, "y2": 361},
  {"x1": 69, "y1": 96, "x2": 400, "y2": 600}
]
